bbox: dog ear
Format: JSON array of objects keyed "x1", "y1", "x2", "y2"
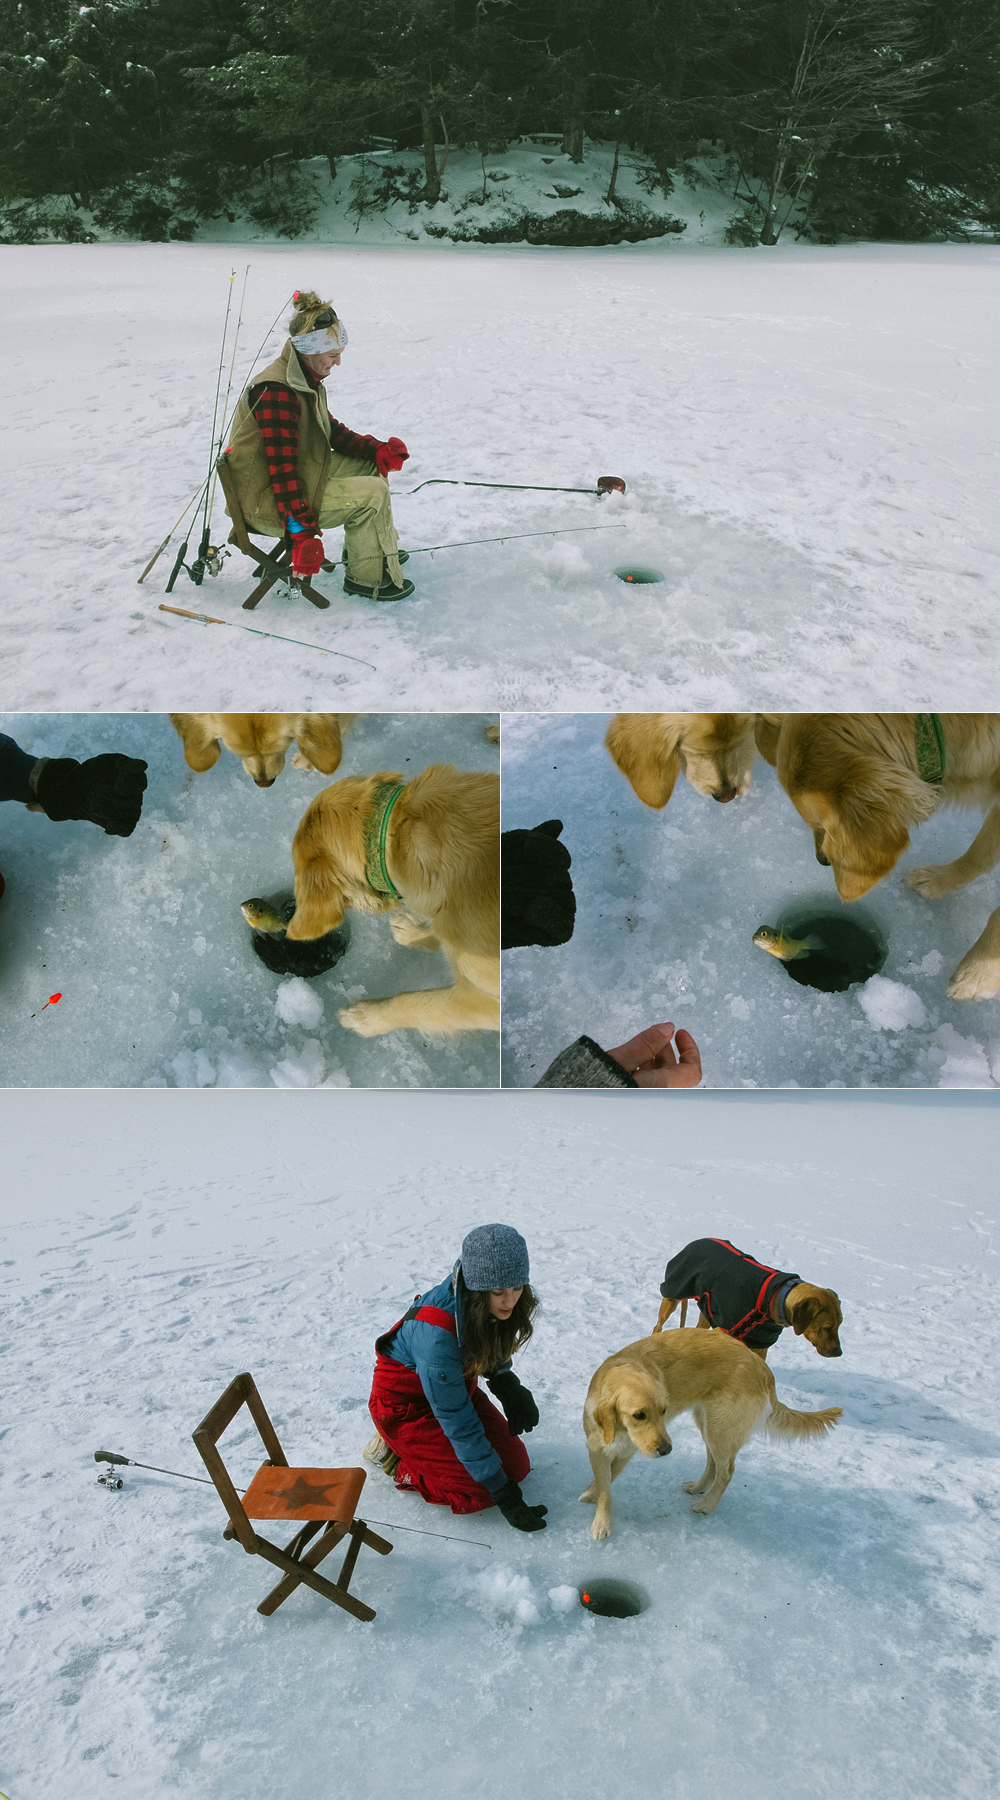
[
  {"x1": 294, "y1": 714, "x2": 344, "y2": 776},
  {"x1": 754, "y1": 714, "x2": 784, "y2": 766},
  {"x1": 593, "y1": 1398, "x2": 619, "y2": 1445},
  {"x1": 790, "y1": 1296, "x2": 818, "y2": 1336},
  {"x1": 169, "y1": 714, "x2": 222, "y2": 773},
  {"x1": 605, "y1": 715, "x2": 680, "y2": 809}
]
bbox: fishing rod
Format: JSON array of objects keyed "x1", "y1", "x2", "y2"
[
  {"x1": 204, "y1": 263, "x2": 251, "y2": 541},
  {"x1": 314, "y1": 521, "x2": 628, "y2": 576},
  {"x1": 406, "y1": 474, "x2": 626, "y2": 497},
  {"x1": 166, "y1": 270, "x2": 237, "y2": 594},
  {"x1": 142, "y1": 284, "x2": 295, "y2": 587},
  {"x1": 158, "y1": 603, "x2": 376, "y2": 670},
  {"x1": 93, "y1": 1451, "x2": 491, "y2": 1550}
]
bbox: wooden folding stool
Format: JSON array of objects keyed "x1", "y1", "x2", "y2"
[
  {"x1": 193, "y1": 1372, "x2": 392, "y2": 1622},
  {"x1": 215, "y1": 453, "x2": 331, "y2": 612}
]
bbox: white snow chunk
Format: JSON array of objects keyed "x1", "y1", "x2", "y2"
[
  {"x1": 192, "y1": 934, "x2": 207, "y2": 957},
  {"x1": 169, "y1": 1047, "x2": 216, "y2": 1088},
  {"x1": 464, "y1": 1565, "x2": 542, "y2": 1627},
  {"x1": 920, "y1": 950, "x2": 944, "y2": 975},
  {"x1": 275, "y1": 978, "x2": 325, "y2": 1029},
  {"x1": 548, "y1": 1584, "x2": 580, "y2": 1615},
  {"x1": 858, "y1": 977, "x2": 927, "y2": 1032},
  {"x1": 729, "y1": 996, "x2": 752, "y2": 1021},
  {"x1": 933, "y1": 1025, "x2": 995, "y2": 1089},
  {"x1": 270, "y1": 1040, "x2": 326, "y2": 1088}
]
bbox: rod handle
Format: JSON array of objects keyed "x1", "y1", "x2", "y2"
[{"x1": 95, "y1": 1450, "x2": 130, "y2": 1466}]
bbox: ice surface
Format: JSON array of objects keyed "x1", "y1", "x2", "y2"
[
  {"x1": 2, "y1": 239, "x2": 997, "y2": 710},
  {"x1": 1, "y1": 1089, "x2": 997, "y2": 1799},
  {"x1": 0, "y1": 711, "x2": 499, "y2": 1086},
  {"x1": 501, "y1": 715, "x2": 1000, "y2": 1088}
]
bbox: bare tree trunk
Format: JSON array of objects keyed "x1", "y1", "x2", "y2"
[
  {"x1": 327, "y1": 155, "x2": 337, "y2": 182},
  {"x1": 562, "y1": 120, "x2": 584, "y2": 162},
  {"x1": 420, "y1": 103, "x2": 441, "y2": 204},
  {"x1": 604, "y1": 141, "x2": 620, "y2": 206}
]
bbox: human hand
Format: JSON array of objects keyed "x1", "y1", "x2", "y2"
[
  {"x1": 34, "y1": 753, "x2": 148, "y2": 837},
  {"x1": 375, "y1": 437, "x2": 409, "y2": 477},
  {"x1": 488, "y1": 1370, "x2": 539, "y2": 1435},
  {"x1": 493, "y1": 1478, "x2": 548, "y2": 1531},
  {"x1": 291, "y1": 532, "x2": 325, "y2": 577},
  {"x1": 606, "y1": 1022, "x2": 702, "y2": 1088}
]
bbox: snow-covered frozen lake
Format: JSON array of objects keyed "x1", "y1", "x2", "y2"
[
  {"x1": 2, "y1": 1090, "x2": 997, "y2": 1799},
  {"x1": 0, "y1": 711, "x2": 499, "y2": 1088},
  {"x1": 2, "y1": 240, "x2": 997, "y2": 711},
  {"x1": 501, "y1": 714, "x2": 1000, "y2": 1088}
]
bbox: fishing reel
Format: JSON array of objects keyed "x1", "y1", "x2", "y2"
[
  {"x1": 165, "y1": 533, "x2": 229, "y2": 593},
  {"x1": 96, "y1": 1449, "x2": 128, "y2": 1491}
]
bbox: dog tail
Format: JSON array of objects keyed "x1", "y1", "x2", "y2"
[{"x1": 764, "y1": 1398, "x2": 842, "y2": 1440}]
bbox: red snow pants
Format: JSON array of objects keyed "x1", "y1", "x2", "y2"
[{"x1": 369, "y1": 1353, "x2": 530, "y2": 1514}]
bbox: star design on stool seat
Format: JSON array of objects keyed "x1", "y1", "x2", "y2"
[{"x1": 270, "y1": 1473, "x2": 345, "y2": 1514}]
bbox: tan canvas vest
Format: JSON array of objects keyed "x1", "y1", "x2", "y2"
[{"x1": 225, "y1": 339, "x2": 332, "y2": 535}]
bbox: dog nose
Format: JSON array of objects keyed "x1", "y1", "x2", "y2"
[
  {"x1": 656, "y1": 1442, "x2": 672, "y2": 1457},
  {"x1": 815, "y1": 847, "x2": 830, "y2": 866},
  {"x1": 712, "y1": 786, "x2": 737, "y2": 803},
  {"x1": 254, "y1": 777, "x2": 276, "y2": 788}
]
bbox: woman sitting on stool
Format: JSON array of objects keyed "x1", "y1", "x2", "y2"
[
  {"x1": 366, "y1": 1224, "x2": 548, "y2": 1532},
  {"x1": 224, "y1": 288, "x2": 414, "y2": 602}
]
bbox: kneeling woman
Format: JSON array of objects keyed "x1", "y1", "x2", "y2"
[
  {"x1": 225, "y1": 288, "x2": 413, "y2": 601},
  {"x1": 367, "y1": 1224, "x2": 548, "y2": 1533}
]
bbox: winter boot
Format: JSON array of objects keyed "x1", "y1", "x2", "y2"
[
  {"x1": 363, "y1": 1431, "x2": 401, "y2": 1478},
  {"x1": 343, "y1": 555, "x2": 415, "y2": 602}
]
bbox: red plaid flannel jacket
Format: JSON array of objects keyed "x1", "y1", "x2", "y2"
[{"x1": 251, "y1": 365, "x2": 382, "y2": 532}]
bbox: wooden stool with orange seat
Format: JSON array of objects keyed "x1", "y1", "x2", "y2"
[{"x1": 193, "y1": 1371, "x2": 392, "y2": 1622}]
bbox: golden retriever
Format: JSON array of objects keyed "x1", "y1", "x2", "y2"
[
  {"x1": 653, "y1": 1288, "x2": 843, "y2": 1361},
  {"x1": 605, "y1": 713, "x2": 760, "y2": 808},
  {"x1": 761, "y1": 714, "x2": 1000, "y2": 999},
  {"x1": 287, "y1": 763, "x2": 500, "y2": 1037},
  {"x1": 169, "y1": 713, "x2": 353, "y2": 788},
  {"x1": 581, "y1": 1330, "x2": 841, "y2": 1539}
]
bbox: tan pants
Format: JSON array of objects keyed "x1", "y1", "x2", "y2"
[{"x1": 317, "y1": 453, "x2": 402, "y2": 588}]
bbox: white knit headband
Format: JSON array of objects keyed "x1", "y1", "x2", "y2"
[{"x1": 291, "y1": 319, "x2": 348, "y2": 356}]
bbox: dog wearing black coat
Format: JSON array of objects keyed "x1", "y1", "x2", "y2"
[{"x1": 653, "y1": 1237, "x2": 842, "y2": 1361}]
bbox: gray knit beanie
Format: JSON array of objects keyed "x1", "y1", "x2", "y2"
[{"x1": 460, "y1": 1223, "x2": 529, "y2": 1292}]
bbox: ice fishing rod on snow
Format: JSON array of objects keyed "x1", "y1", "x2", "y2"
[
  {"x1": 93, "y1": 1451, "x2": 492, "y2": 1548},
  {"x1": 406, "y1": 473, "x2": 626, "y2": 497},
  {"x1": 140, "y1": 283, "x2": 295, "y2": 587},
  {"x1": 158, "y1": 604, "x2": 376, "y2": 669},
  {"x1": 313, "y1": 520, "x2": 630, "y2": 575},
  {"x1": 166, "y1": 267, "x2": 247, "y2": 594}
]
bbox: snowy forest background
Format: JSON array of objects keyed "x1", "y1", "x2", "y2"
[{"x1": 2, "y1": 0, "x2": 998, "y2": 247}]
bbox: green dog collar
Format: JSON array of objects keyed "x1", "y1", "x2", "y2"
[
  {"x1": 914, "y1": 713, "x2": 945, "y2": 785},
  {"x1": 364, "y1": 782, "x2": 406, "y2": 899}
]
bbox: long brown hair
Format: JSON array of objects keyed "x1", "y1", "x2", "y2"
[{"x1": 460, "y1": 1276, "x2": 538, "y2": 1378}]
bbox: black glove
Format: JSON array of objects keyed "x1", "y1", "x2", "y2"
[
  {"x1": 501, "y1": 819, "x2": 576, "y2": 949},
  {"x1": 493, "y1": 1478, "x2": 548, "y2": 1532},
  {"x1": 488, "y1": 1370, "x2": 539, "y2": 1435},
  {"x1": 34, "y1": 754, "x2": 148, "y2": 838}
]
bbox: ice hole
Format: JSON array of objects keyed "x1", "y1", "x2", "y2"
[
  {"x1": 755, "y1": 902, "x2": 887, "y2": 995},
  {"x1": 615, "y1": 567, "x2": 665, "y2": 585},
  {"x1": 579, "y1": 1578, "x2": 650, "y2": 1619},
  {"x1": 247, "y1": 894, "x2": 351, "y2": 979}
]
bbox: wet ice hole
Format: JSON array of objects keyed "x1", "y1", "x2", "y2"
[
  {"x1": 615, "y1": 567, "x2": 665, "y2": 585},
  {"x1": 755, "y1": 894, "x2": 888, "y2": 996},
  {"x1": 579, "y1": 1578, "x2": 650, "y2": 1619}
]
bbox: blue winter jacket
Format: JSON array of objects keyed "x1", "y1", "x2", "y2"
[{"x1": 380, "y1": 1266, "x2": 513, "y2": 1494}]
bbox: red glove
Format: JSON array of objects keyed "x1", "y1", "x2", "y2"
[
  {"x1": 291, "y1": 532, "x2": 324, "y2": 578},
  {"x1": 375, "y1": 437, "x2": 409, "y2": 478}
]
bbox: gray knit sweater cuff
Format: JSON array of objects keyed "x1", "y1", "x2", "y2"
[{"x1": 535, "y1": 1036, "x2": 637, "y2": 1089}]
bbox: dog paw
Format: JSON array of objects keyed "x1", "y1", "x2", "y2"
[
  {"x1": 591, "y1": 1516, "x2": 612, "y2": 1541},
  {"x1": 337, "y1": 1001, "x2": 391, "y2": 1037},
  {"x1": 903, "y1": 862, "x2": 957, "y2": 900},
  {"x1": 681, "y1": 1480, "x2": 702, "y2": 1495},
  {"x1": 946, "y1": 955, "x2": 1000, "y2": 1001},
  {"x1": 389, "y1": 911, "x2": 426, "y2": 946},
  {"x1": 579, "y1": 1486, "x2": 596, "y2": 1505},
  {"x1": 291, "y1": 752, "x2": 318, "y2": 772}
]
